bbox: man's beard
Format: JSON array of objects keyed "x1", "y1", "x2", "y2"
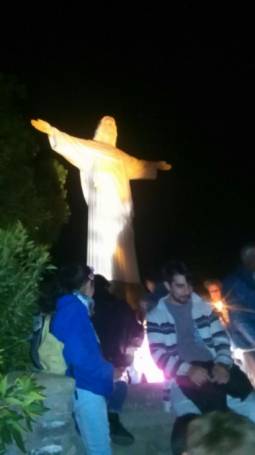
[{"x1": 173, "y1": 294, "x2": 191, "y2": 304}]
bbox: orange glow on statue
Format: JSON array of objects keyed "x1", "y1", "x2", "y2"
[{"x1": 31, "y1": 117, "x2": 171, "y2": 284}]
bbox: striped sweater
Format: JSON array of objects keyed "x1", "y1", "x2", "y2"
[{"x1": 147, "y1": 293, "x2": 233, "y2": 380}]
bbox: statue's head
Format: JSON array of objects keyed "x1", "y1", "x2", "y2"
[{"x1": 94, "y1": 116, "x2": 117, "y2": 146}]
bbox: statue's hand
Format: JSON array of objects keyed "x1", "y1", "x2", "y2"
[
  {"x1": 31, "y1": 119, "x2": 53, "y2": 135},
  {"x1": 157, "y1": 161, "x2": 172, "y2": 171}
]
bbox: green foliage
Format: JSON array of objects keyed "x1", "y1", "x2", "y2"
[
  {"x1": 0, "y1": 75, "x2": 65, "y2": 453},
  {"x1": 0, "y1": 223, "x2": 53, "y2": 371},
  {"x1": 0, "y1": 367, "x2": 47, "y2": 454},
  {"x1": 0, "y1": 73, "x2": 69, "y2": 245}
]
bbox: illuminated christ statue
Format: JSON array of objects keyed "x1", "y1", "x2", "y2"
[{"x1": 31, "y1": 117, "x2": 171, "y2": 283}]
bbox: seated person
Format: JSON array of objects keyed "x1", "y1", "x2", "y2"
[
  {"x1": 223, "y1": 245, "x2": 255, "y2": 385},
  {"x1": 185, "y1": 411, "x2": 255, "y2": 455},
  {"x1": 223, "y1": 244, "x2": 255, "y2": 349},
  {"x1": 140, "y1": 269, "x2": 167, "y2": 317},
  {"x1": 147, "y1": 260, "x2": 255, "y2": 422},
  {"x1": 171, "y1": 413, "x2": 198, "y2": 455},
  {"x1": 203, "y1": 278, "x2": 229, "y2": 325}
]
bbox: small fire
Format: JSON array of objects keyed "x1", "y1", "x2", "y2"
[
  {"x1": 214, "y1": 300, "x2": 224, "y2": 312},
  {"x1": 212, "y1": 299, "x2": 229, "y2": 325},
  {"x1": 129, "y1": 333, "x2": 164, "y2": 383}
]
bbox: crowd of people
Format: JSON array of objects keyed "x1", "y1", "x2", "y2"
[{"x1": 32, "y1": 243, "x2": 255, "y2": 454}]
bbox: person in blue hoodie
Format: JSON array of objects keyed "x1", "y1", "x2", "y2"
[
  {"x1": 223, "y1": 244, "x2": 255, "y2": 349},
  {"x1": 223, "y1": 245, "x2": 255, "y2": 386},
  {"x1": 51, "y1": 264, "x2": 116, "y2": 455}
]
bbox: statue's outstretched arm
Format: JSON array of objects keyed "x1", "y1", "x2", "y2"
[
  {"x1": 156, "y1": 161, "x2": 171, "y2": 171},
  {"x1": 31, "y1": 119, "x2": 53, "y2": 136},
  {"x1": 31, "y1": 118, "x2": 95, "y2": 171},
  {"x1": 126, "y1": 155, "x2": 171, "y2": 180}
]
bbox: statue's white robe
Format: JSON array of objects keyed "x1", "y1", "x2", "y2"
[{"x1": 49, "y1": 127, "x2": 158, "y2": 283}]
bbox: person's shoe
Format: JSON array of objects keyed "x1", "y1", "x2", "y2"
[{"x1": 108, "y1": 412, "x2": 135, "y2": 446}]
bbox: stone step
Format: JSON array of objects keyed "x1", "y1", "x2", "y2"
[{"x1": 6, "y1": 374, "x2": 173, "y2": 455}]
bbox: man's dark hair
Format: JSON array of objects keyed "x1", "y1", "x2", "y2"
[
  {"x1": 187, "y1": 411, "x2": 255, "y2": 455},
  {"x1": 203, "y1": 279, "x2": 222, "y2": 290},
  {"x1": 171, "y1": 414, "x2": 198, "y2": 455},
  {"x1": 162, "y1": 260, "x2": 192, "y2": 285},
  {"x1": 58, "y1": 264, "x2": 93, "y2": 294}
]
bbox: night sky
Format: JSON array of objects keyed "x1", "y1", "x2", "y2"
[{"x1": 2, "y1": 6, "x2": 255, "y2": 284}]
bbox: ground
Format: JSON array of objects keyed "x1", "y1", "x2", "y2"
[{"x1": 7, "y1": 374, "x2": 173, "y2": 454}]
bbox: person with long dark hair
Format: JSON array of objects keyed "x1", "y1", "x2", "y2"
[{"x1": 92, "y1": 274, "x2": 143, "y2": 446}]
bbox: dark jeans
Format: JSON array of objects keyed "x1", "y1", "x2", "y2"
[
  {"x1": 177, "y1": 361, "x2": 253, "y2": 413},
  {"x1": 108, "y1": 380, "x2": 128, "y2": 413}
]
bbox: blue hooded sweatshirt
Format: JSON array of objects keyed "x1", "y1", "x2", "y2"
[
  {"x1": 51, "y1": 293, "x2": 114, "y2": 398},
  {"x1": 223, "y1": 267, "x2": 255, "y2": 349}
]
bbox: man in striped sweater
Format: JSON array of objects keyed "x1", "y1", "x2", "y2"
[{"x1": 147, "y1": 261, "x2": 255, "y2": 420}]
